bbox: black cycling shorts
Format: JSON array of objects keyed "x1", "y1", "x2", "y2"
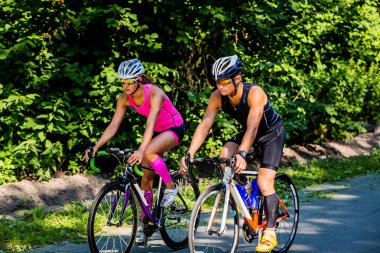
[
  {"x1": 153, "y1": 123, "x2": 185, "y2": 143},
  {"x1": 228, "y1": 125, "x2": 285, "y2": 171}
]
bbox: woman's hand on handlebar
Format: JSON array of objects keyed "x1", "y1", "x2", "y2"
[
  {"x1": 180, "y1": 152, "x2": 194, "y2": 173},
  {"x1": 83, "y1": 146, "x2": 97, "y2": 164},
  {"x1": 128, "y1": 150, "x2": 143, "y2": 166}
]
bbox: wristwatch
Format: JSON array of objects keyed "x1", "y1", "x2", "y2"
[{"x1": 237, "y1": 150, "x2": 247, "y2": 160}]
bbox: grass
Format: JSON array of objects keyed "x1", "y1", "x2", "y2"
[
  {"x1": 0, "y1": 149, "x2": 379, "y2": 252},
  {"x1": 0, "y1": 202, "x2": 88, "y2": 252},
  {"x1": 279, "y1": 148, "x2": 380, "y2": 189}
]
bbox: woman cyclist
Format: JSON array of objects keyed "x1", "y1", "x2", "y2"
[
  {"x1": 83, "y1": 58, "x2": 185, "y2": 242},
  {"x1": 180, "y1": 55, "x2": 285, "y2": 252}
]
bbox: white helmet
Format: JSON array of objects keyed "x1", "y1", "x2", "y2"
[
  {"x1": 118, "y1": 58, "x2": 145, "y2": 79},
  {"x1": 211, "y1": 55, "x2": 243, "y2": 80}
]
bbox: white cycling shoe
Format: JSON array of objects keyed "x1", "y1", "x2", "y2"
[
  {"x1": 160, "y1": 183, "x2": 179, "y2": 207},
  {"x1": 135, "y1": 228, "x2": 146, "y2": 245}
]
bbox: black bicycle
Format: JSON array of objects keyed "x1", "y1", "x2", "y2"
[{"x1": 87, "y1": 148, "x2": 199, "y2": 253}]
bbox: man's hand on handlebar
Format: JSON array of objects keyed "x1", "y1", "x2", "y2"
[{"x1": 233, "y1": 153, "x2": 247, "y2": 174}]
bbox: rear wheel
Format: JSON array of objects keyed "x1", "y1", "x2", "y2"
[
  {"x1": 188, "y1": 184, "x2": 239, "y2": 253},
  {"x1": 88, "y1": 181, "x2": 138, "y2": 253},
  {"x1": 160, "y1": 171, "x2": 200, "y2": 250},
  {"x1": 273, "y1": 174, "x2": 299, "y2": 253}
]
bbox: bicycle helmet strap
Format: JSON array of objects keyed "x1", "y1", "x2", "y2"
[
  {"x1": 228, "y1": 79, "x2": 241, "y2": 98},
  {"x1": 130, "y1": 83, "x2": 141, "y2": 95}
]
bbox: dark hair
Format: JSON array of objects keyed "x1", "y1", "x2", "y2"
[{"x1": 141, "y1": 74, "x2": 152, "y2": 84}]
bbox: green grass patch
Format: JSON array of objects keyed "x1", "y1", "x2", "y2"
[
  {"x1": 0, "y1": 202, "x2": 88, "y2": 252},
  {"x1": 305, "y1": 191, "x2": 338, "y2": 199},
  {"x1": 279, "y1": 148, "x2": 380, "y2": 189}
]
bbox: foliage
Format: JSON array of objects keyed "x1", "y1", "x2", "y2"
[{"x1": 0, "y1": 0, "x2": 379, "y2": 182}]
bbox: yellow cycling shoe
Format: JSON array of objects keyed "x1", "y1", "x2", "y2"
[{"x1": 256, "y1": 233, "x2": 278, "y2": 252}]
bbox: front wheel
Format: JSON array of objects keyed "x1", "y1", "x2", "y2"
[
  {"x1": 160, "y1": 171, "x2": 200, "y2": 250},
  {"x1": 273, "y1": 173, "x2": 299, "y2": 253},
  {"x1": 87, "y1": 181, "x2": 138, "y2": 253},
  {"x1": 188, "y1": 184, "x2": 239, "y2": 253}
]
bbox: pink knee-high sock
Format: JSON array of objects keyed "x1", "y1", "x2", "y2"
[
  {"x1": 142, "y1": 189, "x2": 153, "y2": 221},
  {"x1": 149, "y1": 156, "x2": 172, "y2": 184}
]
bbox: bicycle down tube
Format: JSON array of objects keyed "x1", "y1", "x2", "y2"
[{"x1": 220, "y1": 167, "x2": 256, "y2": 234}]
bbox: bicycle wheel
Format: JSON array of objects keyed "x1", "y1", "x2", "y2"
[
  {"x1": 160, "y1": 171, "x2": 200, "y2": 250},
  {"x1": 188, "y1": 184, "x2": 239, "y2": 253},
  {"x1": 273, "y1": 173, "x2": 299, "y2": 253},
  {"x1": 88, "y1": 181, "x2": 138, "y2": 253}
]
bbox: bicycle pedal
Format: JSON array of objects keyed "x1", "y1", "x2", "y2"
[
  {"x1": 143, "y1": 237, "x2": 148, "y2": 247},
  {"x1": 143, "y1": 223, "x2": 157, "y2": 237}
]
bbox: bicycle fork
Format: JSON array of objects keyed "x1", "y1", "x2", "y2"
[{"x1": 107, "y1": 184, "x2": 131, "y2": 227}]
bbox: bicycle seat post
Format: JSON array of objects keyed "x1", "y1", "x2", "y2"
[{"x1": 163, "y1": 151, "x2": 168, "y2": 162}]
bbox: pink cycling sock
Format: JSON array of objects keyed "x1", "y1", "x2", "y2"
[
  {"x1": 149, "y1": 156, "x2": 172, "y2": 184},
  {"x1": 142, "y1": 189, "x2": 153, "y2": 221}
]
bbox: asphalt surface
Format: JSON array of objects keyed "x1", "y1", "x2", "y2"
[{"x1": 27, "y1": 173, "x2": 380, "y2": 253}]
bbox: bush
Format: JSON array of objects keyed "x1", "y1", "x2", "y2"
[{"x1": 0, "y1": 0, "x2": 379, "y2": 182}]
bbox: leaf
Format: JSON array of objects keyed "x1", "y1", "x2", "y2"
[
  {"x1": 163, "y1": 84, "x2": 172, "y2": 92},
  {"x1": 47, "y1": 123, "x2": 54, "y2": 132},
  {"x1": 38, "y1": 132, "x2": 46, "y2": 142}
]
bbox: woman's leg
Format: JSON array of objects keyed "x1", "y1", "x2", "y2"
[{"x1": 142, "y1": 131, "x2": 178, "y2": 189}]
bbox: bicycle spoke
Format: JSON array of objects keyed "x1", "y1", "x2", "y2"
[
  {"x1": 160, "y1": 172, "x2": 200, "y2": 250},
  {"x1": 88, "y1": 182, "x2": 137, "y2": 253},
  {"x1": 272, "y1": 174, "x2": 299, "y2": 253},
  {"x1": 189, "y1": 185, "x2": 239, "y2": 253}
]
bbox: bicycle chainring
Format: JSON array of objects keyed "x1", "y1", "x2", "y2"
[
  {"x1": 143, "y1": 223, "x2": 157, "y2": 237},
  {"x1": 242, "y1": 222, "x2": 255, "y2": 243}
]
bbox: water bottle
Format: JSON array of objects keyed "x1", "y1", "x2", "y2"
[
  {"x1": 249, "y1": 178, "x2": 260, "y2": 209},
  {"x1": 245, "y1": 180, "x2": 252, "y2": 196},
  {"x1": 236, "y1": 184, "x2": 250, "y2": 207}
]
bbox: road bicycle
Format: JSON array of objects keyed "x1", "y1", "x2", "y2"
[
  {"x1": 187, "y1": 155, "x2": 299, "y2": 253},
  {"x1": 87, "y1": 147, "x2": 199, "y2": 253}
]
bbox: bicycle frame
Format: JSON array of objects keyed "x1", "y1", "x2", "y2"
[
  {"x1": 212, "y1": 167, "x2": 290, "y2": 236},
  {"x1": 108, "y1": 162, "x2": 165, "y2": 228}
]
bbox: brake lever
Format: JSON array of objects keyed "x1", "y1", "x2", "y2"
[{"x1": 87, "y1": 146, "x2": 94, "y2": 163}]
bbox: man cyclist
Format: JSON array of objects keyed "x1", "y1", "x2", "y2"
[{"x1": 180, "y1": 55, "x2": 285, "y2": 252}]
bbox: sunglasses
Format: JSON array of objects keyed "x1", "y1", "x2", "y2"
[
  {"x1": 216, "y1": 76, "x2": 239, "y2": 87},
  {"x1": 216, "y1": 79, "x2": 231, "y2": 87},
  {"x1": 121, "y1": 77, "x2": 139, "y2": 86}
]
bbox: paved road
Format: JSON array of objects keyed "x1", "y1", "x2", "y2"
[{"x1": 27, "y1": 173, "x2": 380, "y2": 253}]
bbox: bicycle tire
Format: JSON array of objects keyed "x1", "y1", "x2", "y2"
[
  {"x1": 188, "y1": 183, "x2": 239, "y2": 253},
  {"x1": 273, "y1": 173, "x2": 299, "y2": 253},
  {"x1": 88, "y1": 181, "x2": 138, "y2": 253},
  {"x1": 160, "y1": 171, "x2": 200, "y2": 250}
]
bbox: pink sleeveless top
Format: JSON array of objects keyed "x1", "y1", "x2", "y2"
[{"x1": 129, "y1": 84, "x2": 184, "y2": 132}]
